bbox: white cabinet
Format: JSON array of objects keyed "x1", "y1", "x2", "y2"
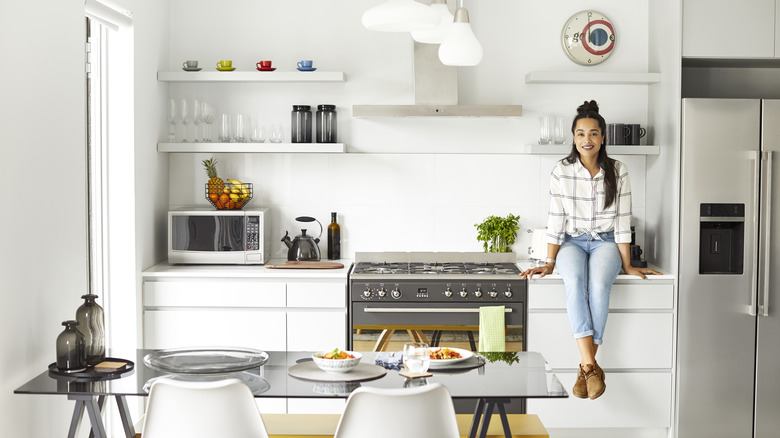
[
  {"x1": 526, "y1": 278, "x2": 675, "y2": 431},
  {"x1": 286, "y1": 282, "x2": 347, "y2": 351},
  {"x1": 683, "y1": 0, "x2": 778, "y2": 58}
]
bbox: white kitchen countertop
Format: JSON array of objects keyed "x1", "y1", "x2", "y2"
[
  {"x1": 142, "y1": 259, "x2": 353, "y2": 279},
  {"x1": 517, "y1": 259, "x2": 675, "y2": 281}
]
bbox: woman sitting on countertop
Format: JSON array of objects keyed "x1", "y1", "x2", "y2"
[{"x1": 521, "y1": 100, "x2": 661, "y2": 400}]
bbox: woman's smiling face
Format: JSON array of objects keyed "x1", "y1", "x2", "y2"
[{"x1": 573, "y1": 117, "x2": 604, "y2": 158}]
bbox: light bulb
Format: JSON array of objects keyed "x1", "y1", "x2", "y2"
[
  {"x1": 411, "y1": 1, "x2": 454, "y2": 44},
  {"x1": 438, "y1": 8, "x2": 483, "y2": 66},
  {"x1": 362, "y1": 0, "x2": 440, "y2": 32}
]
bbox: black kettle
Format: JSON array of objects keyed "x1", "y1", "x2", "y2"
[{"x1": 281, "y1": 216, "x2": 322, "y2": 261}]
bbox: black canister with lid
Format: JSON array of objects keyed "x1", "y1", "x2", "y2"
[
  {"x1": 291, "y1": 105, "x2": 313, "y2": 143},
  {"x1": 316, "y1": 104, "x2": 337, "y2": 143}
]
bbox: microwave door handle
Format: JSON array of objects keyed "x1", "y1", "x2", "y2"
[{"x1": 759, "y1": 151, "x2": 773, "y2": 317}]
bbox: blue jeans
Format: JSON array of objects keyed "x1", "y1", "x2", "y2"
[{"x1": 556, "y1": 232, "x2": 622, "y2": 345}]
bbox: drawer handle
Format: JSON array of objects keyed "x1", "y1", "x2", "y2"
[{"x1": 363, "y1": 307, "x2": 513, "y2": 313}]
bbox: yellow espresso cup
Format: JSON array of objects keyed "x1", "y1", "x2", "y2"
[{"x1": 217, "y1": 60, "x2": 232, "y2": 69}]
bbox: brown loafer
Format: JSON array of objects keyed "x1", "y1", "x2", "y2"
[
  {"x1": 572, "y1": 364, "x2": 588, "y2": 398},
  {"x1": 584, "y1": 363, "x2": 606, "y2": 400}
]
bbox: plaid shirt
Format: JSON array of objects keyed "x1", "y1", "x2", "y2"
[{"x1": 546, "y1": 158, "x2": 632, "y2": 245}]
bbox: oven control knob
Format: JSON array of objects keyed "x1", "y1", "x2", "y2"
[
  {"x1": 377, "y1": 288, "x2": 386, "y2": 298},
  {"x1": 391, "y1": 288, "x2": 402, "y2": 299},
  {"x1": 504, "y1": 288, "x2": 513, "y2": 298},
  {"x1": 489, "y1": 290, "x2": 498, "y2": 298},
  {"x1": 459, "y1": 288, "x2": 468, "y2": 298},
  {"x1": 444, "y1": 288, "x2": 453, "y2": 298},
  {"x1": 363, "y1": 289, "x2": 372, "y2": 298},
  {"x1": 474, "y1": 288, "x2": 483, "y2": 298}
]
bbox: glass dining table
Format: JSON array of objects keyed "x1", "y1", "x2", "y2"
[{"x1": 14, "y1": 349, "x2": 567, "y2": 438}]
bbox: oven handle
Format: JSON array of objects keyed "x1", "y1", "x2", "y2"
[{"x1": 363, "y1": 307, "x2": 512, "y2": 313}]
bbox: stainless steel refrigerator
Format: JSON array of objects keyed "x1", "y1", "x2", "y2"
[{"x1": 678, "y1": 98, "x2": 779, "y2": 437}]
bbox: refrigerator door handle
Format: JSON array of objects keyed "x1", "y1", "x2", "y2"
[
  {"x1": 759, "y1": 151, "x2": 773, "y2": 317},
  {"x1": 749, "y1": 151, "x2": 760, "y2": 316}
]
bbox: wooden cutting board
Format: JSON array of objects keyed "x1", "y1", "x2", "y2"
[{"x1": 266, "y1": 261, "x2": 345, "y2": 269}]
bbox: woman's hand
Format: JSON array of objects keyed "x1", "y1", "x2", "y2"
[
  {"x1": 623, "y1": 266, "x2": 663, "y2": 279},
  {"x1": 520, "y1": 263, "x2": 555, "y2": 279}
]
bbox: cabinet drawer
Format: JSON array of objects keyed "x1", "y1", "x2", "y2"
[
  {"x1": 527, "y1": 313, "x2": 673, "y2": 369},
  {"x1": 527, "y1": 372, "x2": 672, "y2": 428},
  {"x1": 143, "y1": 309, "x2": 286, "y2": 350},
  {"x1": 528, "y1": 281, "x2": 673, "y2": 310},
  {"x1": 287, "y1": 282, "x2": 345, "y2": 308},
  {"x1": 287, "y1": 310, "x2": 346, "y2": 351},
  {"x1": 144, "y1": 280, "x2": 286, "y2": 307}
]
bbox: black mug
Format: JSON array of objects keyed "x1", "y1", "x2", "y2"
[
  {"x1": 607, "y1": 123, "x2": 629, "y2": 145},
  {"x1": 626, "y1": 124, "x2": 646, "y2": 145}
]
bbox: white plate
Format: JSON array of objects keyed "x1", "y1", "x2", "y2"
[{"x1": 427, "y1": 347, "x2": 474, "y2": 368}]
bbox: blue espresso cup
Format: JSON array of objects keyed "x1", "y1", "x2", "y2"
[{"x1": 297, "y1": 60, "x2": 313, "y2": 69}]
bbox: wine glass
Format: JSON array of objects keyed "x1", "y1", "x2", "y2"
[
  {"x1": 192, "y1": 99, "x2": 201, "y2": 142},
  {"x1": 200, "y1": 101, "x2": 214, "y2": 142},
  {"x1": 167, "y1": 98, "x2": 177, "y2": 142},
  {"x1": 180, "y1": 99, "x2": 191, "y2": 142},
  {"x1": 270, "y1": 123, "x2": 284, "y2": 143}
]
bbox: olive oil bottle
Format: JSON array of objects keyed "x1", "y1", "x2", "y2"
[{"x1": 327, "y1": 212, "x2": 341, "y2": 260}]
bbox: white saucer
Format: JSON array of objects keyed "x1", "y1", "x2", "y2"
[
  {"x1": 182, "y1": 67, "x2": 202, "y2": 71},
  {"x1": 297, "y1": 67, "x2": 317, "y2": 72}
]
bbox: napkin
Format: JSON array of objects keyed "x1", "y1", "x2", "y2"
[
  {"x1": 478, "y1": 305, "x2": 506, "y2": 352},
  {"x1": 375, "y1": 351, "x2": 403, "y2": 370}
]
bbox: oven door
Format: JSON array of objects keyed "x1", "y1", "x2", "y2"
[{"x1": 350, "y1": 301, "x2": 524, "y2": 353}]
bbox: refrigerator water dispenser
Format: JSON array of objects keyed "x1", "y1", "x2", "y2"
[{"x1": 699, "y1": 203, "x2": 745, "y2": 274}]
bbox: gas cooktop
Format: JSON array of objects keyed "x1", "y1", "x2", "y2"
[{"x1": 349, "y1": 252, "x2": 522, "y2": 280}]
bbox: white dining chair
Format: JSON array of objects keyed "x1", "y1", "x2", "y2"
[
  {"x1": 141, "y1": 377, "x2": 269, "y2": 438},
  {"x1": 333, "y1": 383, "x2": 460, "y2": 438}
]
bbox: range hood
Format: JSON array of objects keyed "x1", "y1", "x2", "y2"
[{"x1": 352, "y1": 42, "x2": 522, "y2": 117}]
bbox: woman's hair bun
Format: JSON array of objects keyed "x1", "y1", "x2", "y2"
[{"x1": 576, "y1": 100, "x2": 600, "y2": 114}]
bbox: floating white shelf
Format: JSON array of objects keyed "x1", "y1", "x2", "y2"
[
  {"x1": 157, "y1": 71, "x2": 346, "y2": 82},
  {"x1": 525, "y1": 71, "x2": 662, "y2": 85},
  {"x1": 520, "y1": 144, "x2": 660, "y2": 155},
  {"x1": 157, "y1": 142, "x2": 346, "y2": 153}
]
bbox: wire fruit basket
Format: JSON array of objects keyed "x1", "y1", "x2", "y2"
[{"x1": 205, "y1": 182, "x2": 253, "y2": 210}]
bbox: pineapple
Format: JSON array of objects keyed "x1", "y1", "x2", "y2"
[{"x1": 202, "y1": 157, "x2": 225, "y2": 195}]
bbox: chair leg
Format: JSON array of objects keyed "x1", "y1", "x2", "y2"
[{"x1": 373, "y1": 329, "x2": 395, "y2": 351}]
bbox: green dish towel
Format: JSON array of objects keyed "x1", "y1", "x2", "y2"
[{"x1": 478, "y1": 305, "x2": 506, "y2": 352}]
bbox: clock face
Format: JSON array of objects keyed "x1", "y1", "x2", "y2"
[{"x1": 561, "y1": 10, "x2": 616, "y2": 65}]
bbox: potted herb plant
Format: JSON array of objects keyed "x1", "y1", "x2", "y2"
[{"x1": 474, "y1": 213, "x2": 521, "y2": 253}]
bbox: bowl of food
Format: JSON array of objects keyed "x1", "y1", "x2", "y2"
[{"x1": 312, "y1": 349, "x2": 361, "y2": 374}]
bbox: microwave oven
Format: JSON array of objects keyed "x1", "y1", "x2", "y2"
[{"x1": 168, "y1": 208, "x2": 270, "y2": 265}]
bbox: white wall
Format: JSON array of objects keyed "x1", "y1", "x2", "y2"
[
  {"x1": 166, "y1": 0, "x2": 656, "y2": 260},
  {"x1": 0, "y1": 1, "x2": 90, "y2": 436}
]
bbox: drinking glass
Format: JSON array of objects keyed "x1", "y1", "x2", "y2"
[
  {"x1": 538, "y1": 115, "x2": 552, "y2": 145},
  {"x1": 403, "y1": 342, "x2": 430, "y2": 374},
  {"x1": 180, "y1": 99, "x2": 191, "y2": 142},
  {"x1": 553, "y1": 116, "x2": 567, "y2": 144},
  {"x1": 166, "y1": 98, "x2": 177, "y2": 142},
  {"x1": 192, "y1": 99, "x2": 201, "y2": 142},
  {"x1": 250, "y1": 119, "x2": 267, "y2": 143},
  {"x1": 219, "y1": 113, "x2": 232, "y2": 143},
  {"x1": 270, "y1": 123, "x2": 284, "y2": 143},
  {"x1": 234, "y1": 113, "x2": 247, "y2": 143}
]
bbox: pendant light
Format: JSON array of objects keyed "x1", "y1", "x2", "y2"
[
  {"x1": 411, "y1": 0, "x2": 454, "y2": 44},
  {"x1": 438, "y1": 1, "x2": 483, "y2": 66},
  {"x1": 362, "y1": 0, "x2": 440, "y2": 32}
]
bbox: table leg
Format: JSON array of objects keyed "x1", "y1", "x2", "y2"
[
  {"x1": 67, "y1": 399, "x2": 86, "y2": 438},
  {"x1": 467, "y1": 331, "x2": 477, "y2": 351},
  {"x1": 468, "y1": 398, "x2": 512, "y2": 438},
  {"x1": 88, "y1": 396, "x2": 106, "y2": 438},
  {"x1": 115, "y1": 395, "x2": 137, "y2": 438},
  {"x1": 478, "y1": 400, "x2": 495, "y2": 438},
  {"x1": 468, "y1": 398, "x2": 485, "y2": 438},
  {"x1": 373, "y1": 329, "x2": 395, "y2": 351}
]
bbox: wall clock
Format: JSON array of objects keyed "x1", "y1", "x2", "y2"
[{"x1": 561, "y1": 10, "x2": 616, "y2": 65}]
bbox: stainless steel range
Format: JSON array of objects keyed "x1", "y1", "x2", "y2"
[{"x1": 348, "y1": 252, "x2": 526, "y2": 353}]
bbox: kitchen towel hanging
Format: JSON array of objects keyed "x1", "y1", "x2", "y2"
[{"x1": 478, "y1": 306, "x2": 506, "y2": 352}]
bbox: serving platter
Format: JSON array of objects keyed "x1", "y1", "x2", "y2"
[
  {"x1": 143, "y1": 347, "x2": 269, "y2": 374},
  {"x1": 428, "y1": 347, "x2": 474, "y2": 368}
]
